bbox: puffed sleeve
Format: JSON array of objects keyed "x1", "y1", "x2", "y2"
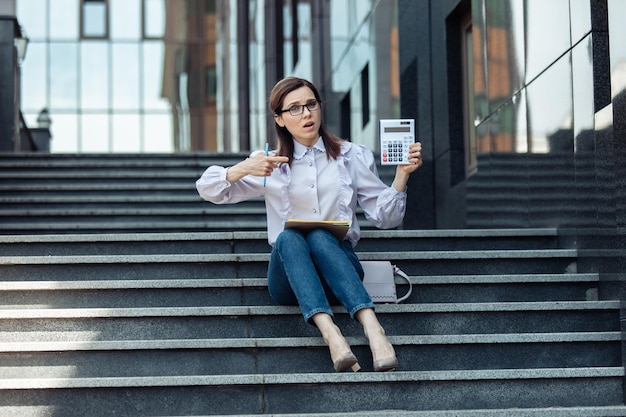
[
  {"x1": 352, "y1": 144, "x2": 407, "y2": 229},
  {"x1": 196, "y1": 165, "x2": 263, "y2": 204}
]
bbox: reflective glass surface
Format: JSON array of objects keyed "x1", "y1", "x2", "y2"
[
  {"x1": 608, "y1": 0, "x2": 626, "y2": 99},
  {"x1": 143, "y1": 0, "x2": 165, "y2": 38},
  {"x1": 50, "y1": 43, "x2": 78, "y2": 109},
  {"x1": 570, "y1": 0, "x2": 592, "y2": 45},
  {"x1": 15, "y1": 0, "x2": 393, "y2": 153},
  {"x1": 20, "y1": 42, "x2": 47, "y2": 112},
  {"x1": 49, "y1": 114, "x2": 78, "y2": 152},
  {"x1": 524, "y1": 0, "x2": 570, "y2": 83},
  {"x1": 81, "y1": 114, "x2": 109, "y2": 152},
  {"x1": 80, "y1": 42, "x2": 109, "y2": 110},
  {"x1": 528, "y1": 52, "x2": 577, "y2": 227},
  {"x1": 112, "y1": 114, "x2": 141, "y2": 152},
  {"x1": 50, "y1": 0, "x2": 78, "y2": 40},
  {"x1": 17, "y1": 0, "x2": 46, "y2": 39},
  {"x1": 608, "y1": 0, "x2": 626, "y2": 227},
  {"x1": 526, "y1": 52, "x2": 572, "y2": 154},
  {"x1": 571, "y1": 35, "x2": 606, "y2": 226},
  {"x1": 572, "y1": 36, "x2": 595, "y2": 152},
  {"x1": 82, "y1": 0, "x2": 107, "y2": 38},
  {"x1": 466, "y1": 0, "x2": 626, "y2": 230},
  {"x1": 484, "y1": 0, "x2": 525, "y2": 114},
  {"x1": 144, "y1": 114, "x2": 173, "y2": 152},
  {"x1": 111, "y1": 0, "x2": 141, "y2": 40},
  {"x1": 112, "y1": 43, "x2": 140, "y2": 110},
  {"x1": 471, "y1": 0, "x2": 488, "y2": 124},
  {"x1": 142, "y1": 42, "x2": 169, "y2": 111}
]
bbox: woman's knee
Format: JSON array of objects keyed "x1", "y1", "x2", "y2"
[
  {"x1": 306, "y1": 228, "x2": 338, "y2": 248},
  {"x1": 275, "y1": 228, "x2": 307, "y2": 249}
]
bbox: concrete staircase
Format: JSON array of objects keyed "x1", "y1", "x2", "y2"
[
  {"x1": 0, "y1": 153, "x2": 624, "y2": 416},
  {"x1": 0, "y1": 153, "x2": 265, "y2": 234},
  {"x1": 466, "y1": 153, "x2": 616, "y2": 229},
  {"x1": 0, "y1": 153, "x2": 393, "y2": 235}
]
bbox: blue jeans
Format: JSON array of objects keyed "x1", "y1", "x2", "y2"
[{"x1": 267, "y1": 228, "x2": 375, "y2": 324}]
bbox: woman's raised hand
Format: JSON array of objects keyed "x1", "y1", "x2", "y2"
[{"x1": 226, "y1": 151, "x2": 289, "y2": 183}]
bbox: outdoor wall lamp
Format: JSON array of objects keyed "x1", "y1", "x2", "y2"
[{"x1": 15, "y1": 26, "x2": 28, "y2": 63}]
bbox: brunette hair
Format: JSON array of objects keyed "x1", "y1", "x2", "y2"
[{"x1": 269, "y1": 77, "x2": 343, "y2": 165}]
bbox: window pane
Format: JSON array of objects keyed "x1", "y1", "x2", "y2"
[
  {"x1": 82, "y1": 0, "x2": 107, "y2": 37},
  {"x1": 50, "y1": 0, "x2": 79, "y2": 39},
  {"x1": 143, "y1": 41, "x2": 169, "y2": 110},
  {"x1": 144, "y1": 0, "x2": 165, "y2": 38},
  {"x1": 112, "y1": 43, "x2": 140, "y2": 109},
  {"x1": 144, "y1": 114, "x2": 172, "y2": 152},
  {"x1": 17, "y1": 0, "x2": 47, "y2": 39},
  {"x1": 50, "y1": 42, "x2": 78, "y2": 109},
  {"x1": 49, "y1": 113, "x2": 79, "y2": 152},
  {"x1": 112, "y1": 114, "x2": 141, "y2": 151},
  {"x1": 80, "y1": 42, "x2": 109, "y2": 109},
  {"x1": 20, "y1": 42, "x2": 48, "y2": 112},
  {"x1": 111, "y1": 0, "x2": 140, "y2": 40},
  {"x1": 81, "y1": 113, "x2": 110, "y2": 152}
]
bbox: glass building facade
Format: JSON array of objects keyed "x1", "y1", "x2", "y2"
[{"x1": 6, "y1": 0, "x2": 399, "y2": 154}]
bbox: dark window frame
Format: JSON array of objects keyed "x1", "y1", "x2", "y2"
[
  {"x1": 461, "y1": 12, "x2": 477, "y2": 176},
  {"x1": 141, "y1": 0, "x2": 166, "y2": 40},
  {"x1": 361, "y1": 64, "x2": 370, "y2": 128},
  {"x1": 80, "y1": 0, "x2": 110, "y2": 40},
  {"x1": 446, "y1": 0, "x2": 476, "y2": 186}
]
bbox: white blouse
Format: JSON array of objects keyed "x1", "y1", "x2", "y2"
[{"x1": 196, "y1": 138, "x2": 407, "y2": 247}]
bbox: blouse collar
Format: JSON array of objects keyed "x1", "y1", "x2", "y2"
[{"x1": 293, "y1": 136, "x2": 325, "y2": 160}]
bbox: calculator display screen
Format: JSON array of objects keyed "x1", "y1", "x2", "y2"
[{"x1": 384, "y1": 126, "x2": 412, "y2": 133}]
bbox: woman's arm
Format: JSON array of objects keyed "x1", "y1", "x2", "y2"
[
  {"x1": 196, "y1": 151, "x2": 289, "y2": 204},
  {"x1": 225, "y1": 152, "x2": 289, "y2": 182}
]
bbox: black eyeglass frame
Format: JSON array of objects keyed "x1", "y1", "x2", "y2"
[{"x1": 276, "y1": 100, "x2": 321, "y2": 116}]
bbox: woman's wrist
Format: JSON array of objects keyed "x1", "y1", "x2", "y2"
[
  {"x1": 226, "y1": 164, "x2": 243, "y2": 182},
  {"x1": 392, "y1": 169, "x2": 410, "y2": 192}
]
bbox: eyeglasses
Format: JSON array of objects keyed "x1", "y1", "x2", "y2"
[{"x1": 278, "y1": 100, "x2": 320, "y2": 116}]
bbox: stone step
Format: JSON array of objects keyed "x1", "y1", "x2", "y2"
[
  {"x1": 0, "y1": 208, "x2": 270, "y2": 224},
  {"x1": 0, "y1": 301, "x2": 619, "y2": 342},
  {"x1": 0, "y1": 229, "x2": 562, "y2": 256},
  {"x1": 0, "y1": 249, "x2": 579, "y2": 280},
  {"x1": 146, "y1": 406, "x2": 626, "y2": 417},
  {"x1": 4, "y1": 408, "x2": 626, "y2": 417},
  {"x1": 0, "y1": 332, "x2": 619, "y2": 376},
  {"x1": 0, "y1": 182, "x2": 201, "y2": 192},
  {"x1": 0, "y1": 273, "x2": 600, "y2": 308},
  {"x1": 0, "y1": 368, "x2": 622, "y2": 416},
  {"x1": 0, "y1": 152, "x2": 248, "y2": 171},
  {"x1": 0, "y1": 197, "x2": 260, "y2": 210},
  {"x1": 0, "y1": 219, "x2": 270, "y2": 234}
]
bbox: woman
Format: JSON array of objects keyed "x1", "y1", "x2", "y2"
[{"x1": 196, "y1": 77, "x2": 423, "y2": 372}]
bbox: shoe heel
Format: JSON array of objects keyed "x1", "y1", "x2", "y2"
[
  {"x1": 373, "y1": 356, "x2": 398, "y2": 372},
  {"x1": 333, "y1": 352, "x2": 361, "y2": 372}
]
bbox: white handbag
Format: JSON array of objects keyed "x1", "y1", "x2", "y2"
[{"x1": 361, "y1": 261, "x2": 413, "y2": 304}]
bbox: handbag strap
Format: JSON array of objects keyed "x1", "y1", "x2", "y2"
[{"x1": 392, "y1": 265, "x2": 413, "y2": 303}]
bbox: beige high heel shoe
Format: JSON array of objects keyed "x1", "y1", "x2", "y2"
[
  {"x1": 332, "y1": 351, "x2": 360, "y2": 372},
  {"x1": 356, "y1": 308, "x2": 398, "y2": 372},
  {"x1": 366, "y1": 328, "x2": 398, "y2": 372},
  {"x1": 323, "y1": 328, "x2": 361, "y2": 372},
  {"x1": 313, "y1": 313, "x2": 361, "y2": 372}
]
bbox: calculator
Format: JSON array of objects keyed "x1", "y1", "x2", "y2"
[{"x1": 379, "y1": 119, "x2": 415, "y2": 165}]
